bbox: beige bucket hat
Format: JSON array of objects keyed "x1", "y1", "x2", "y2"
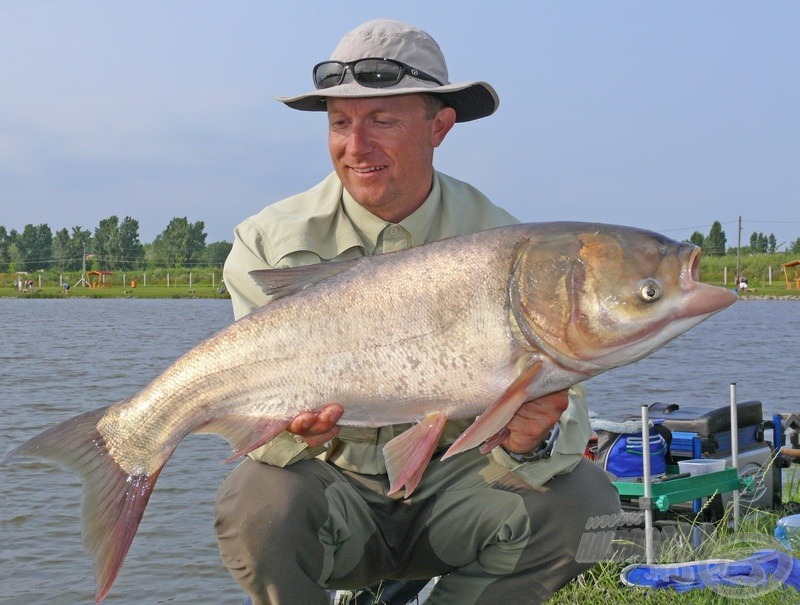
[{"x1": 277, "y1": 19, "x2": 499, "y2": 123}]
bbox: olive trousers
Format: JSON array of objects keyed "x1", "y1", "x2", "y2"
[{"x1": 214, "y1": 451, "x2": 620, "y2": 605}]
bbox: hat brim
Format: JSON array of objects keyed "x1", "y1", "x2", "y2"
[{"x1": 277, "y1": 80, "x2": 499, "y2": 123}]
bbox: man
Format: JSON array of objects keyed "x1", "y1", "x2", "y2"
[{"x1": 216, "y1": 19, "x2": 620, "y2": 605}]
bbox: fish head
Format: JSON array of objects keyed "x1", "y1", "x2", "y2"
[{"x1": 510, "y1": 222, "x2": 738, "y2": 372}]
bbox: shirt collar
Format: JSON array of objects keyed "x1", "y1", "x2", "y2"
[{"x1": 341, "y1": 172, "x2": 442, "y2": 254}]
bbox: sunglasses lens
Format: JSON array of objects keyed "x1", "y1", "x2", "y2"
[
  {"x1": 314, "y1": 63, "x2": 346, "y2": 89},
  {"x1": 352, "y1": 60, "x2": 403, "y2": 88}
]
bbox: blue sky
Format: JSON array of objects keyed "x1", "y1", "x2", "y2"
[{"x1": 2, "y1": 2, "x2": 799, "y2": 249}]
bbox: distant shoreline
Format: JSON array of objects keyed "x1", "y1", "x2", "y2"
[
  {"x1": 3, "y1": 292, "x2": 799, "y2": 301},
  {"x1": 736, "y1": 294, "x2": 800, "y2": 301}
]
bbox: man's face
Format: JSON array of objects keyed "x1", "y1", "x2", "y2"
[{"x1": 327, "y1": 95, "x2": 454, "y2": 222}]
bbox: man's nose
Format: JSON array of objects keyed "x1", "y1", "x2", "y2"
[{"x1": 347, "y1": 124, "x2": 375, "y2": 155}]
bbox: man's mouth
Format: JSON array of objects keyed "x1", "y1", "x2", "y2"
[{"x1": 352, "y1": 166, "x2": 386, "y2": 174}]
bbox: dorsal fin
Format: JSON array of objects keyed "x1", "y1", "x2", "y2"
[{"x1": 249, "y1": 258, "x2": 363, "y2": 300}]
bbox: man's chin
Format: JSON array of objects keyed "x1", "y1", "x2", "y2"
[{"x1": 345, "y1": 186, "x2": 389, "y2": 211}]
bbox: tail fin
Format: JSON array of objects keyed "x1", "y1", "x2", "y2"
[{"x1": 3, "y1": 407, "x2": 168, "y2": 603}]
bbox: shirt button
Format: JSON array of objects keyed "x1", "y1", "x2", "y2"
[
  {"x1": 292, "y1": 435, "x2": 304, "y2": 443},
  {"x1": 388, "y1": 226, "x2": 399, "y2": 236}
]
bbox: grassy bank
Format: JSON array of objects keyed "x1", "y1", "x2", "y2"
[
  {"x1": 3, "y1": 250, "x2": 799, "y2": 300},
  {"x1": 0, "y1": 283, "x2": 229, "y2": 299},
  {"x1": 699, "y1": 252, "x2": 800, "y2": 293},
  {"x1": 1, "y1": 269, "x2": 229, "y2": 299}
]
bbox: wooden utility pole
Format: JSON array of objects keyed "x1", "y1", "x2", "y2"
[{"x1": 735, "y1": 216, "x2": 742, "y2": 282}]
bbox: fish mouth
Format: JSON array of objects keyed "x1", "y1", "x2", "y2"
[{"x1": 679, "y1": 247, "x2": 738, "y2": 318}]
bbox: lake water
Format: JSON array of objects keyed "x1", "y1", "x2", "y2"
[{"x1": 0, "y1": 298, "x2": 797, "y2": 604}]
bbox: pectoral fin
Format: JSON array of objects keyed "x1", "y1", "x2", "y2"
[
  {"x1": 383, "y1": 411, "x2": 448, "y2": 496},
  {"x1": 442, "y1": 360, "x2": 543, "y2": 460}
]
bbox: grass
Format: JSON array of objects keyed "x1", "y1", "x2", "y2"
[
  {"x1": 4, "y1": 251, "x2": 800, "y2": 300},
  {"x1": 0, "y1": 284, "x2": 229, "y2": 299},
  {"x1": 549, "y1": 467, "x2": 800, "y2": 604}
]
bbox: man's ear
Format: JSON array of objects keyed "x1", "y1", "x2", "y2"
[{"x1": 431, "y1": 106, "x2": 457, "y2": 147}]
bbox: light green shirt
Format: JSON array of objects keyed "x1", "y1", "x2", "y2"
[{"x1": 222, "y1": 170, "x2": 590, "y2": 487}]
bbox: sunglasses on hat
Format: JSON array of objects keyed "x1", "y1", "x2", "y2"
[{"x1": 313, "y1": 58, "x2": 443, "y2": 90}]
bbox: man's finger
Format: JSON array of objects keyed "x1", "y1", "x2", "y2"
[{"x1": 287, "y1": 404, "x2": 344, "y2": 437}]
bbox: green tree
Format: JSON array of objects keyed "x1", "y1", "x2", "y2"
[
  {"x1": 94, "y1": 216, "x2": 144, "y2": 269},
  {"x1": 206, "y1": 241, "x2": 233, "y2": 267},
  {"x1": 749, "y1": 232, "x2": 765, "y2": 253},
  {"x1": 689, "y1": 231, "x2": 704, "y2": 247},
  {"x1": 791, "y1": 238, "x2": 800, "y2": 255},
  {"x1": 15, "y1": 223, "x2": 53, "y2": 270},
  {"x1": 53, "y1": 226, "x2": 92, "y2": 271},
  {"x1": 117, "y1": 217, "x2": 145, "y2": 268},
  {"x1": 152, "y1": 217, "x2": 207, "y2": 267},
  {"x1": 52, "y1": 228, "x2": 72, "y2": 268},
  {"x1": 747, "y1": 231, "x2": 778, "y2": 254},
  {"x1": 93, "y1": 216, "x2": 119, "y2": 268},
  {"x1": 705, "y1": 221, "x2": 727, "y2": 256},
  {"x1": 0, "y1": 226, "x2": 12, "y2": 271}
]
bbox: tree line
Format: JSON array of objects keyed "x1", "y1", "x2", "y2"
[
  {"x1": 3, "y1": 216, "x2": 798, "y2": 274},
  {"x1": 687, "y1": 221, "x2": 800, "y2": 256},
  {"x1": 0, "y1": 216, "x2": 233, "y2": 273}
]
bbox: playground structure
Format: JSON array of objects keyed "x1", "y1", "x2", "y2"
[
  {"x1": 780, "y1": 259, "x2": 800, "y2": 290},
  {"x1": 87, "y1": 270, "x2": 114, "y2": 288}
]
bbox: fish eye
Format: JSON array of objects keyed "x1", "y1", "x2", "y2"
[{"x1": 638, "y1": 279, "x2": 662, "y2": 302}]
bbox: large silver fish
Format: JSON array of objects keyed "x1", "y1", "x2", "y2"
[{"x1": 4, "y1": 222, "x2": 736, "y2": 602}]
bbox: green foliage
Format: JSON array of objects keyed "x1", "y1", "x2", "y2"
[
  {"x1": 697, "y1": 252, "x2": 800, "y2": 294},
  {"x1": 704, "y1": 222, "x2": 727, "y2": 257},
  {"x1": 748, "y1": 232, "x2": 778, "y2": 255},
  {"x1": 0, "y1": 226, "x2": 12, "y2": 272},
  {"x1": 15, "y1": 223, "x2": 53, "y2": 271},
  {"x1": 689, "y1": 231, "x2": 704, "y2": 247},
  {"x1": 93, "y1": 216, "x2": 145, "y2": 269},
  {"x1": 52, "y1": 226, "x2": 92, "y2": 271},
  {"x1": 206, "y1": 240, "x2": 233, "y2": 267},
  {"x1": 152, "y1": 217, "x2": 207, "y2": 267}
]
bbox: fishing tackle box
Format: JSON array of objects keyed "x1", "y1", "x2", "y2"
[
  {"x1": 649, "y1": 400, "x2": 765, "y2": 458},
  {"x1": 648, "y1": 400, "x2": 776, "y2": 510}
]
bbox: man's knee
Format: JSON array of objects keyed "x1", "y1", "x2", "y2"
[
  {"x1": 214, "y1": 459, "x2": 343, "y2": 603},
  {"x1": 214, "y1": 459, "x2": 332, "y2": 566}
]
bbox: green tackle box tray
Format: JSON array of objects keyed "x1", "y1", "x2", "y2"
[{"x1": 612, "y1": 467, "x2": 750, "y2": 512}]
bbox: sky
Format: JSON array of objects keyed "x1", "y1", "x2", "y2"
[{"x1": 2, "y1": 1, "x2": 799, "y2": 249}]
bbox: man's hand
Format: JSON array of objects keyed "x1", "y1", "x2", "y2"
[
  {"x1": 502, "y1": 389, "x2": 569, "y2": 455},
  {"x1": 286, "y1": 390, "x2": 569, "y2": 454},
  {"x1": 287, "y1": 403, "x2": 344, "y2": 447}
]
